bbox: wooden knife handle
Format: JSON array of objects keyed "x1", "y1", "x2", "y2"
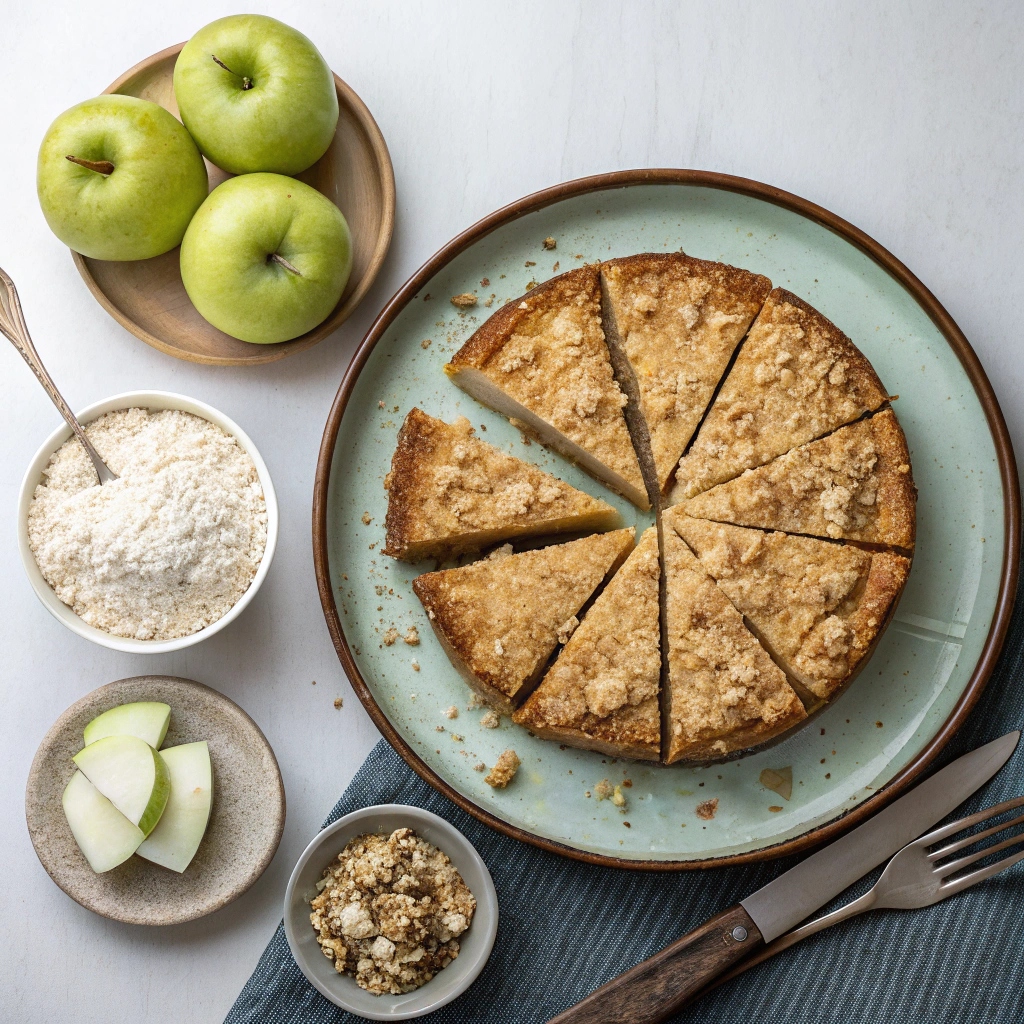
[{"x1": 548, "y1": 905, "x2": 762, "y2": 1024}]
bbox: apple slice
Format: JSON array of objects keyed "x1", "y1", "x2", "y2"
[
  {"x1": 136, "y1": 742, "x2": 213, "y2": 873},
  {"x1": 73, "y1": 735, "x2": 170, "y2": 836},
  {"x1": 83, "y1": 702, "x2": 171, "y2": 750},
  {"x1": 62, "y1": 771, "x2": 144, "y2": 873}
]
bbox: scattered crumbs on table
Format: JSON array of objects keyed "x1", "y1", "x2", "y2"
[
  {"x1": 696, "y1": 798, "x2": 719, "y2": 821},
  {"x1": 542, "y1": 236, "x2": 557, "y2": 250},
  {"x1": 552, "y1": 261, "x2": 560, "y2": 272},
  {"x1": 473, "y1": 762, "x2": 486, "y2": 773},
  {"x1": 361, "y1": 511, "x2": 372, "y2": 525},
  {"x1": 403, "y1": 626, "x2": 420, "y2": 646},
  {"x1": 485, "y1": 749, "x2": 520, "y2": 788},
  {"x1": 444, "y1": 705, "x2": 459, "y2": 719},
  {"x1": 421, "y1": 338, "x2": 432, "y2": 349},
  {"x1": 524, "y1": 260, "x2": 536, "y2": 267},
  {"x1": 411, "y1": 660, "x2": 420, "y2": 671},
  {"x1": 334, "y1": 697, "x2": 343, "y2": 709},
  {"x1": 450, "y1": 292, "x2": 477, "y2": 308},
  {"x1": 594, "y1": 779, "x2": 612, "y2": 801},
  {"x1": 383, "y1": 627, "x2": 399, "y2": 645},
  {"x1": 480, "y1": 277, "x2": 489, "y2": 286}
]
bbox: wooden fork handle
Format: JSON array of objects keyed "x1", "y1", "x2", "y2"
[{"x1": 548, "y1": 905, "x2": 763, "y2": 1024}]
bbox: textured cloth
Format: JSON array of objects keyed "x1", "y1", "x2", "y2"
[{"x1": 227, "y1": 580, "x2": 1024, "y2": 1024}]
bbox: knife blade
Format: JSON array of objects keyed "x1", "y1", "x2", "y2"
[
  {"x1": 741, "y1": 729, "x2": 1020, "y2": 942},
  {"x1": 549, "y1": 730, "x2": 1019, "y2": 1024}
]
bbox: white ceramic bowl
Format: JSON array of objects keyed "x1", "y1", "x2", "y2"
[
  {"x1": 17, "y1": 390, "x2": 278, "y2": 654},
  {"x1": 284, "y1": 805, "x2": 498, "y2": 1020}
]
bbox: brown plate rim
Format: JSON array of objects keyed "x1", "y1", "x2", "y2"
[
  {"x1": 25, "y1": 674, "x2": 286, "y2": 922},
  {"x1": 71, "y1": 42, "x2": 397, "y2": 367},
  {"x1": 312, "y1": 168, "x2": 1021, "y2": 870}
]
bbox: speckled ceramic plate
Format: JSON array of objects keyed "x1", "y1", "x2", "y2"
[
  {"x1": 313, "y1": 170, "x2": 1019, "y2": 869},
  {"x1": 26, "y1": 676, "x2": 285, "y2": 923}
]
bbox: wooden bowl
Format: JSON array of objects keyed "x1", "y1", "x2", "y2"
[{"x1": 71, "y1": 43, "x2": 396, "y2": 366}]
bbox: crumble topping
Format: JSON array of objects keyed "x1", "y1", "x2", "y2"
[
  {"x1": 310, "y1": 828, "x2": 475, "y2": 996},
  {"x1": 484, "y1": 749, "x2": 520, "y2": 787}
]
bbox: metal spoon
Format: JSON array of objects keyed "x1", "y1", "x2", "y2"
[{"x1": 0, "y1": 267, "x2": 117, "y2": 484}]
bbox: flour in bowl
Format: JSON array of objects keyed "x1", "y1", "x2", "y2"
[{"x1": 27, "y1": 407, "x2": 268, "y2": 641}]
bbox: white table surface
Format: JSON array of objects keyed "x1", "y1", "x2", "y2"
[{"x1": 2, "y1": 2, "x2": 1021, "y2": 1020}]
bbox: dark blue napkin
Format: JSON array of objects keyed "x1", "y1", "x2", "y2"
[{"x1": 227, "y1": 577, "x2": 1024, "y2": 1024}]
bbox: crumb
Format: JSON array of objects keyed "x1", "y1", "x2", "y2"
[
  {"x1": 876, "y1": 721, "x2": 884, "y2": 728},
  {"x1": 450, "y1": 292, "x2": 477, "y2": 308},
  {"x1": 423, "y1": 293, "x2": 431, "y2": 301},
  {"x1": 480, "y1": 709, "x2": 500, "y2": 729},
  {"x1": 342, "y1": 574, "x2": 348, "y2": 580},
  {"x1": 474, "y1": 762, "x2": 487, "y2": 772},
  {"x1": 377, "y1": 401, "x2": 385, "y2": 409},
  {"x1": 484, "y1": 749, "x2": 520, "y2": 788},
  {"x1": 623, "y1": 822, "x2": 631, "y2": 828},
  {"x1": 556, "y1": 615, "x2": 579, "y2": 645},
  {"x1": 436, "y1": 725, "x2": 445, "y2": 732},
  {"x1": 383, "y1": 628, "x2": 399, "y2": 646},
  {"x1": 584, "y1": 791, "x2": 591, "y2": 798},
  {"x1": 622, "y1": 779, "x2": 632, "y2": 788},
  {"x1": 594, "y1": 779, "x2": 613, "y2": 801},
  {"x1": 403, "y1": 626, "x2": 420, "y2": 646},
  {"x1": 334, "y1": 697, "x2": 343, "y2": 709},
  {"x1": 525, "y1": 280, "x2": 538, "y2": 290},
  {"x1": 451, "y1": 733, "x2": 464, "y2": 742},
  {"x1": 552, "y1": 261, "x2": 559, "y2": 272},
  {"x1": 361, "y1": 512, "x2": 372, "y2": 525},
  {"x1": 483, "y1": 296, "x2": 494, "y2": 307},
  {"x1": 543, "y1": 237, "x2": 556, "y2": 250},
  {"x1": 696, "y1": 798, "x2": 719, "y2": 821},
  {"x1": 525, "y1": 260, "x2": 536, "y2": 267},
  {"x1": 611, "y1": 785, "x2": 627, "y2": 810},
  {"x1": 411, "y1": 660, "x2": 420, "y2": 671},
  {"x1": 768, "y1": 806, "x2": 783, "y2": 813},
  {"x1": 421, "y1": 339, "x2": 432, "y2": 349},
  {"x1": 574, "y1": 254, "x2": 584, "y2": 259},
  {"x1": 410, "y1": 693, "x2": 417, "y2": 701},
  {"x1": 480, "y1": 277, "x2": 490, "y2": 286},
  {"x1": 445, "y1": 706, "x2": 459, "y2": 719}
]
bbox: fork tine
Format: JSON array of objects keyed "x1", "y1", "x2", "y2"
[
  {"x1": 936, "y1": 827, "x2": 1024, "y2": 878},
  {"x1": 917, "y1": 794, "x2": 1024, "y2": 850},
  {"x1": 938, "y1": 847, "x2": 1024, "y2": 896},
  {"x1": 928, "y1": 810, "x2": 1024, "y2": 861}
]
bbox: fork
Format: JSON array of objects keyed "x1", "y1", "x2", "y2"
[{"x1": 696, "y1": 793, "x2": 1024, "y2": 999}]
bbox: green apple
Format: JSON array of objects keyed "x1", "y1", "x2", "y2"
[
  {"x1": 137, "y1": 741, "x2": 213, "y2": 873},
  {"x1": 173, "y1": 14, "x2": 339, "y2": 174},
  {"x1": 83, "y1": 701, "x2": 171, "y2": 749},
  {"x1": 37, "y1": 95, "x2": 208, "y2": 260},
  {"x1": 180, "y1": 172, "x2": 351, "y2": 344},
  {"x1": 62, "y1": 771, "x2": 144, "y2": 873},
  {"x1": 73, "y1": 735, "x2": 170, "y2": 836}
]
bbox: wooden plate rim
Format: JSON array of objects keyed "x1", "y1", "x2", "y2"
[
  {"x1": 312, "y1": 168, "x2": 1021, "y2": 870},
  {"x1": 25, "y1": 674, "x2": 287, "y2": 923},
  {"x1": 71, "y1": 42, "x2": 396, "y2": 367}
]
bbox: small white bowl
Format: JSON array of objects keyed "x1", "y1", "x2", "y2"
[
  {"x1": 284, "y1": 805, "x2": 498, "y2": 1020},
  {"x1": 17, "y1": 390, "x2": 278, "y2": 654}
]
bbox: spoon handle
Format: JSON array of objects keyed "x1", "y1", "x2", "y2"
[{"x1": 0, "y1": 267, "x2": 116, "y2": 484}]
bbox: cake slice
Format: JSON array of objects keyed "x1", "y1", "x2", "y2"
[
  {"x1": 383, "y1": 408, "x2": 621, "y2": 562},
  {"x1": 661, "y1": 513, "x2": 805, "y2": 763},
  {"x1": 672, "y1": 289, "x2": 888, "y2": 500},
  {"x1": 513, "y1": 527, "x2": 661, "y2": 760},
  {"x1": 682, "y1": 409, "x2": 916, "y2": 549},
  {"x1": 444, "y1": 267, "x2": 649, "y2": 509},
  {"x1": 413, "y1": 528, "x2": 635, "y2": 713},
  {"x1": 601, "y1": 253, "x2": 771, "y2": 494},
  {"x1": 672, "y1": 513, "x2": 911, "y2": 702}
]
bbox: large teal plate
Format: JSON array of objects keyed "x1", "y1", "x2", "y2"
[{"x1": 314, "y1": 171, "x2": 1019, "y2": 868}]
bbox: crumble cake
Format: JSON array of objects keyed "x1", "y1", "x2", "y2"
[
  {"x1": 672, "y1": 289, "x2": 888, "y2": 500},
  {"x1": 383, "y1": 408, "x2": 621, "y2": 561},
  {"x1": 444, "y1": 266, "x2": 649, "y2": 509},
  {"x1": 512, "y1": 527, "x2": 661, "y2": 760},
  {"x1": 674, "y1": 514, "x2": 911, "y2": 702},
  {"x1": 601, "y1": 253, "x2": 771, "y2": 494},
  {"x1": 661, "y1": 511, "x2": 806, "y2": 763},
  {"x1": 682, "y1": 409, "x2": 916, "y2": 549},
  {"x1": 412, "y1": 528, "x2": 635, "y2": 713}
]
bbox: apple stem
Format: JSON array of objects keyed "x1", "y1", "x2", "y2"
[
  {"x1": 268, "y1": 252, "x2": 303, "y2": 276},
  {"x1": 66, "y1": 155, "x2": 115, "y2": 175},
  {"x1": 211, "y1": 54, "x2": 253, "y2": 90}
]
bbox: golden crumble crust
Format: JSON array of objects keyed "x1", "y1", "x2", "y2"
[
  {"x1": 683, "y1": 409, "x2": 916, "y2": 548},
  {"x1": 674, "y1": 514, "x2": 910, "y2": 701},
  {"x1": 445, "y1": 267, "x2": 646, "y2": 504},
  {"x1": 601, "y1": 253, "x2": 771, "y2": 492},
  {"x1": 383, "y1": 408, "x2": 620, "y2": 561},
  {"x1": 661, "y1": 514, "x2": 805, "y2": 763},
  {"x1": 412, "y1": 528, "x2": 635, "y2": 712},
  {"x1": 673, "y1": 288, "x2": 888, "y2": 500},
  {"x1": 513, "y1": 527, "x2": 661, "y2": 760}
]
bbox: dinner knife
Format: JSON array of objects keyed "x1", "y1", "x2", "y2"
[{"x1": 549, "y1": 730, "x2": 1020, "y2": 1024}]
